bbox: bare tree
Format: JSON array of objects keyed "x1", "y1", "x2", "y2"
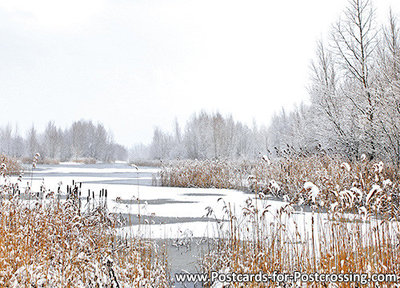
[
  {"x1": 43, "y1": 121, "x2": 61, "y2": 159},
  {"x1": 26, "y1": 126, "x2": 40, "y2": 158},
  {"x1": 376, "y1": 10, "x2": 400, "y2": 164},
  {"x1": 331, "y1": 0, "x2": 379, "y2": 158}
]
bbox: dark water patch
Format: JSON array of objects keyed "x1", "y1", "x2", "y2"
[
  {"x1": 83, "y1": 178, "x2": 156, "y2": 186},
  {"x1": 115, "y1": 213, "x2": 225, "y2": 226},
  {"x1": 158, "y1": 238, "x2": 217, "y2": 288},
  {"x1": 114, "y1": 198, "x2": 197, "y2": 205},
  {"x1": 183, "y1": 192, "x2": 225, "y2": 197}
]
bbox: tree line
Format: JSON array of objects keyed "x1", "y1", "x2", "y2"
[
  {"x1": 5, "y1": 0, "x2": 397, "y2": 164},
  {"x1": 0, "y1": 120, "x2": 127, "y2": 162},
  {"x1": 134, "y1": 0, "x2": 400, "y2": 164},
  {"x1": 130, "y1": 112, "x2": 269, "y2": 161},
  {"x1": 269, "y1": 0, "x2": 400, "y2": 164}
]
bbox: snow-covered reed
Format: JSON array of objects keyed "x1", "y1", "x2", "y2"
[
  {"x1": 162, "y1": 155, "x2": 400, "y2": 215},
  {"x1": 160, "y1": 159, "x2": 250, "y2": 189},
  {"x1": 0, "y1": 154, "x2": 22, "y2": 175},
  {"x1": 201, "y1": 197, "x2": 400, "y2": 287},
  {"x1": 196, "y1": 156, "x2": 400, "y2": 287},
  {"x1": 0, "y1": 175, "x2": 169, "y2": 287}
]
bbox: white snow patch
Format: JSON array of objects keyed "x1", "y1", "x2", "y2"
[{"x1": 304, "y1": 182, "x2": 319, "y2": 203}]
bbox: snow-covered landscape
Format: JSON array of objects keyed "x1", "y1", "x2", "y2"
[
  {"x1": 2, "y1": 0, "x2": 400, "y2": 286},
  {"x1": 16, "y1": 162, "x2": 330, "y2": 241},
  {"x1": 1, "y1": 158, "x2": 399, "y2": 287},
  {"x1": 24, "y1": 163, "x2": 251, "y2": 239}
]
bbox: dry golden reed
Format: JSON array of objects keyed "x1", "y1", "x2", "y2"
[{"x1": 0, "y1": 198, "x2": 169, "y2": 287}]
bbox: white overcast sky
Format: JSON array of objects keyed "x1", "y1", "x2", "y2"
[{"x1": 1, "y1": 0, "x2": 400, "y2": 146}]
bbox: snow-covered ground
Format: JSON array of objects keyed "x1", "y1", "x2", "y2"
[{"x1": 9, "y1": 163, "x2": 330, "y2": 240}]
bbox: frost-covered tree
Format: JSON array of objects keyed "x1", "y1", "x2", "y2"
[
  {"x1": 129, "y1": 144, "x2": 151, "y2": 162},
  {"x1": 143, "y1": 111, "x2": 269, "y2": 161},
  {"x1": 375, "y1": 10, "x2": 400, "y2": 164},
  {"x1": 43, "y1": 121, "x2": 62, "y2": 159},
  {"x1": 26, "y1": 126, "x2": 40, "y2": 158},
  {"x1": 0, "y1": 125, "x2": 13, "y2": 156},
  {"x1": 150, "y1": 127, "x2": 173, "y2": 160},
  {"x1": 0, "y1": 121, "x2": 127, "y2": 162},
  {"x1": 331, "y1": 0, "x2": 378, "y2": 158},
  {"x1": 271, "y1": 0, "x2": 400, "y2": 164}
]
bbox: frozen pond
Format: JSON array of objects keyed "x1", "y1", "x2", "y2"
[
  {"x1": 10, "y1": 162, "x2": 337, "y2": 241},
  {"x1": 11, "y1": 162, "x2": 351, "y2": 243},
  {"x1": 17, "y1": 162, "x2": 291, "y2": 239},
  {"x1": 8, "y1": 162, "x2": 391, "y2": 287},
  {"x1": 29, "y1": 162, "x2": 159, "y2": 186}
]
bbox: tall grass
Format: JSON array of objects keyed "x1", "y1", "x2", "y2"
[
  {"x1": 0, "y1": 198, "x2": 169, "y2": 287},
  {"x1": 160, "y1": 159, "x2": 252, "y2": 189},
  {"x1": 0, "y1": 154, "x2": 22, "y2": 175},
  {"x1": 0, "y1": 156, "x2": 170, "y2": 287},
  {"x1": 202, "y1": 213, "x2": 400, "y2": 287},
  {"x1": 198, "y1": 157, "x2": 400, "y2": 287},
  {"x1": 161, "y1": 155, "x2": 400, "y2": 213}
]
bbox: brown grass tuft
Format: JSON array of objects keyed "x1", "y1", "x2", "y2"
[{"x1": 0, "y1": 199, "x2": 169, "y2": 287}]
